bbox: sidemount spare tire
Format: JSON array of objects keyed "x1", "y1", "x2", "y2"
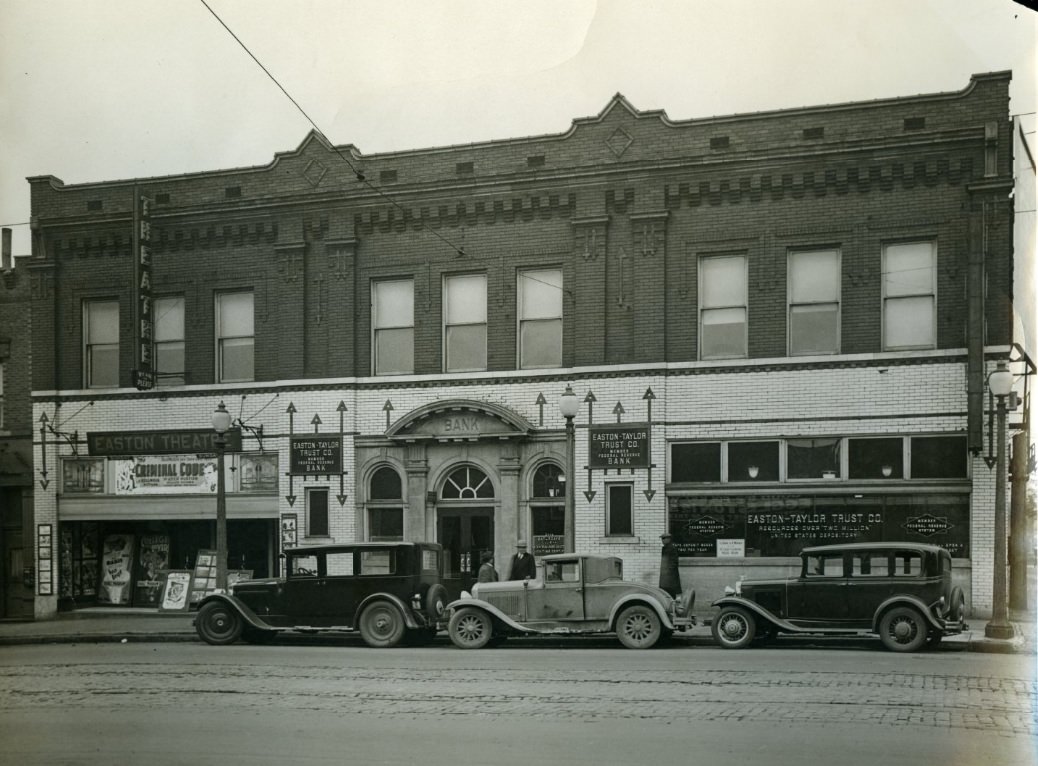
[{"x1": 425, "y1": 584, "x2": 449, "y2": 622}]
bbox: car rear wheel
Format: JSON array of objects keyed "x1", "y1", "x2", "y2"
[
  {"x1": 616, "y1": 604, "x2": 661, "y2": 649},
  {"x1": 196, "y1": 601, "x2": 243, "y2": 645},
  {"x1": 448, "y1": 607, "x2": 493, "y2": 649},
  {"x1": 711, "y1": 606, "x2": 756, "y2": 649},
  {"x1": 359, "y1": 601, "x2": 406, "y2": 648},
  {"x1": 878, "y1": 606, "x2": 927, "y2": 652}
]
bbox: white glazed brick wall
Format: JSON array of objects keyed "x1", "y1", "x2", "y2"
[{"x1": 35, "y1": 353, "x2": 1005, "y2": 610}]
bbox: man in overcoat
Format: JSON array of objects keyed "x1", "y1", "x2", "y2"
[
  {"x1": 506, "y1": 540, "x2": 536, "y2": 580},
  {"x1": 659, "y1": 533, "x2": 681, "y2": 597}
]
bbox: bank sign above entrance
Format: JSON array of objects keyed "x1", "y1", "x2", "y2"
[
  {"x1": 588, "y1": 424, "x2": 651, "y2": 468},
  {"x1": 88, "y1": 429, "x2": 243, "y2": 456}
]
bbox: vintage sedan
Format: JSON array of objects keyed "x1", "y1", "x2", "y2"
[
  {"x1": 194, "y1": 542, "x2": 450, "y2": 648},
  {"x1": 446, "y1": 553, "x2": 696, "y2": 649},
  {"x1": 711, "y1": 542, "x2": 966, "y2": 652}
]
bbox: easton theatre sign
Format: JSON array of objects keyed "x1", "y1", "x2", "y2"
[{"x1": 88, "y1": 429, "x2": 243, "y2": 456}]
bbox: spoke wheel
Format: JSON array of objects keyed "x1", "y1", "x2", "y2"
[
  {"x1": 616, "y1": 604, "x2": 661, "y2": 649},
  {"x1": 878, "y1": 606, "x2": 927, "y2": 652},
  {"x1": 711, "y1": 606, "x2": 756, "y2": 649},
  {"x1": 448, "y1": 607, "x2": 493, "y2": 649},
  {"x1": 359, "y1": 601, "x2": 406, "y2": 648},
  {"x1": 195, "y1": 601, "x2": 243, "y2": 646}
]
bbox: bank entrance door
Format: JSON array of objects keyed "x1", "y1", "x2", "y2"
[{"x1": 437, "y1": 509, "x2": 494, "y2": 594}]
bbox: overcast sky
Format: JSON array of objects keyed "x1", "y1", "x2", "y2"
[{"x1": 0, "y1": 0, "x2": 1034, "y2": 258}]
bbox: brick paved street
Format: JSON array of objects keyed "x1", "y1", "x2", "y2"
[{"x1": 1, "y1": 641, "x2": 1034, "y2": 764}]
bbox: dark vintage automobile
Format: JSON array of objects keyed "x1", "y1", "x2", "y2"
[
  {"x1": 446, "y1": 553, "x2": 696, "y2": 649},
  {"x1": 711, "y1": 542, "x2": 966, "y2": 652},
  {"x1": 194, "y1": 542, "x2": 451, "y2": 648}
]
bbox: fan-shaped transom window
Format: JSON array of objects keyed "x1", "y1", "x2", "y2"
[
  {"x1": 441, "y1": 465, "x2": 495, "y2": 499},
  {"x1": 532, "y1": 463, "x2": 565, "y2": 498},
  {"x1": 369, "y1": 466, "x2": 402, "y2": 500}
]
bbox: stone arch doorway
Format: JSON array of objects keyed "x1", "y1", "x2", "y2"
[{"x1": 435, "y1": 464, "x2": 495, "y2": 594}]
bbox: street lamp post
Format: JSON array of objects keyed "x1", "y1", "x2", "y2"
[
  {"x1": 985, "y1": 362, "x2": 1015, "y2": 640},
  {"x1": 212, "y1": 401, "x2": 232, "y2": 591},
  {"x1": 559, "y1": 385, "x2": 579, "y2": 553}
]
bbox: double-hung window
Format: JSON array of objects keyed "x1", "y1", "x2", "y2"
[
  {"x1": 84, "y1": 300, "x2": 119, "y2": 388},
  {"x1": 215, "y1": 291, "x2": 254, "y2": 382},
  {"x1": 154, "y1": 296, "x2": 185, "y2": 385},
  {"x1": 518, "y1": 269, "x2": 562, "y2": 368},
  {"x1": 789, "y1": 249, "x2": 840, "y2": 355},
  {"x1": 883, "y1": 241, "x2": 936, "y2": 349},
  {"x1": 699, "y1": 254, "x2": 747, "y2": 359},
  {"x1": 444, "y1": 274, "x2": 486, "y2": 372},
  {"x1": 372, "y1": 279, "x2": 414, "y2": 375}
]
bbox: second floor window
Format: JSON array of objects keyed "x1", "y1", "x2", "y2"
[
  {"x1": 883, "y1": 241, "x2": 936, "y2": 350},
  {"x1": 444, "y1": 274, "x2": 486, "y2": 372},
  {"x1": 216, "y1": 291, "x2": 254, "y2": 383},
  {"x1": 518, "y1": 269, "x2": 563, "y2": 369},
  {"x1": 789, "y1": 249, "x2": 840, "y2": 355},
  {"x1": 84, "y1": 299, "x2": 119, "y2": 388},
  {"x1": 372, "y1": 279, "x2": 414, "y2": 375},
  {"x1": 154, "y1": 296, "x2": 185, "y2": 385},
  {"x1": 700, "y1": 254, "x2": 747, "y2": 359}
]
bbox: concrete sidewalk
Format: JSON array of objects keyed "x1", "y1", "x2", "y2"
[{"x1": 0, "y1": 607, "x2": 1033, "y2": 653}]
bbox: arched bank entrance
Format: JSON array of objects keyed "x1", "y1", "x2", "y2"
[{"x1": 355, "y1": 399, "x2": 567, "y2": 592}]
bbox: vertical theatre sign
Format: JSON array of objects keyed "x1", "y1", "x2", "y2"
[{"x1": 133, "y1": 193, "x2": 154, "y2": 390}]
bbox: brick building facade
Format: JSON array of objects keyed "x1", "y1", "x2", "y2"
[
  {"x1": 23, "y1": 72, "x2": 1022, "y2": 619},
  {"x1": 1, "y1": 229, "x2": 36, "y2": 618}
]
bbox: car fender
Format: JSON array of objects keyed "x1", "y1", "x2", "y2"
[
  {"x1": 711, "y1": 595, "x2": 796, "y2": 632},
  {"x1": 196, "y1": 593, "x2": 271, "y2": 631},
  {"x1": 445, "y1": 598, "x2": 536, "y2": 633},
  {"x1": 871, "y1": 594, "x2": 945, "y2": 632},
  {"x1": 354, "y1": 593, "x2": 421, "y2": 629},
  {"x1": 608, "y1": 593, "x2": 675, "y2": 631}
]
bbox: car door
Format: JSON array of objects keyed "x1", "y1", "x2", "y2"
[
  {"x1": 524, "y1": 558, "x2": 585, "y2": 623},
  {"x1": 786, "y1": 551, "x2": 849, "y2": 627},
  {"x1": 309, "y1": 549, "x2": 361, "y2": 627},
  {"x1": 277, "y1": 550, "x2": 324, "y2": 626}
]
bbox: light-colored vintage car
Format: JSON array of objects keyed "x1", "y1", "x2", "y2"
[{"x1": 445, "y1": 553, "x2": 696, "y2": 649}]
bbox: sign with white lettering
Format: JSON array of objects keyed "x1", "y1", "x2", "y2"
[
  {"x1": 88, "y1": 429, "x2": 242, "y2": 456},
  {"x1": 134, "y1": 194, "x2": 154, "y2": 390},
  {"x1": 113, "y1": 455, "x2": 225, "y2": 495},
  {"x1": 588, "y1": 424, "x2": 650, "y2": 468},
  {"x1": 289, "y1": 435, "x2": 342, "y2": 475},
  {"x1": 716, "y1": 539, "x2": 746, "y2": 557}
]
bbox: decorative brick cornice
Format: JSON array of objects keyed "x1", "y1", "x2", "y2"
[
  {"x1": 353, "y1": 193, "x2": 577, "y2": 235},
  {"x1": 665, "y1": 156, "x2": 975, "y2": 209}
]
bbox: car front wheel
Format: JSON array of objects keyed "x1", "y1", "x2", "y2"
[
  {"x1": 196, "y1": 601, "x2": 243, "y2": 645},
  {"x1": 616, "y1": 604, "x2": 661, "y2": 649},
  {"x1": 878, "y1": 606, "x2": 927, "y2": 652},
  {"x1": 711, "y1": 606, "x2": 756, "y2": 649},
  {"x1": 448, "y1": 607, "x2": 493, "y2": 649},
  {"x1": 359, "y1": 601, "x2": 406, "y2": 648}
]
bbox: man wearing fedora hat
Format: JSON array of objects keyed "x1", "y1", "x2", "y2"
[
  {"x1": 506, "y1": 540, "x2": 536, "y2": 581},
  {"x1": 659, "y1": 533, "x2": 681, "y2": 597}
]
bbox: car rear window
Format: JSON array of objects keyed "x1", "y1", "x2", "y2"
[
  {"x1": 892, "y1": 551, "x2": 923, "y2": 576},
  {"x1": 360, "y1": 550, "x2": 395, "y2": 575},
  {"x1": 421, "y1": 548, "x2": 440, "y2": 573}
]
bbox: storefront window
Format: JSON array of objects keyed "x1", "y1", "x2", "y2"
[
  {"x1": 848, "y1": 437, "x2": 903, "y2": 479},
  {"x1": 910, "y1": 435, "x2": 967, "y2": 479},
  {"x1": 671, "y1": 442, "x2": 721, "y2": 482},
  {"x1": 787, "y1": 438, "x2": 840, "y2": 480},
  {"x1": 728, "y1": 441, "x2": 779, "y2": 482},
  {"x1": 667, "y1": 494, "x2": 969, "y2": 558}
]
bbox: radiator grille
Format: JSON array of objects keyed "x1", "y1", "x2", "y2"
[{"x1": 483, "y1": 592, "x2": 523, "y2": 618}]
